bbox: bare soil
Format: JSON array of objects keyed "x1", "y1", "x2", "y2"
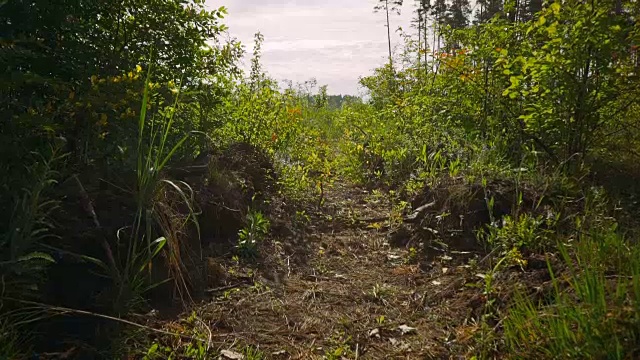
[{"x1": 140, "y1": 180, "x2": 524, "y2": 359}]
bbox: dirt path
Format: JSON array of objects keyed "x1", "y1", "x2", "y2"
[{"x1": 185, "y1": 182, "x2": 482, "y2": 359}]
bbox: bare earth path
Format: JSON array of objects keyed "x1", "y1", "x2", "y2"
[{"x1": 183, "y1": 182, "x2": 482, "y2": 359}]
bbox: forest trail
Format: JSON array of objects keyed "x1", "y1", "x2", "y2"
[{"x1": 188, "y1": 181, "x2": 481, "y2": 359}]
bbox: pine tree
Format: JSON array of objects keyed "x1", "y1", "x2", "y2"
[
  {"x1": 414, "y1": 0, "x2": 431, "y2": 66},
  {"x1": 430, "y1": 0, "x2": 447, "y2": 53},
  {"x1": 476, "y1": 0, "x2": 503, "y2": 23},
  {"x1": 375, "y1": 0, "x2": 404, "y2": 68},
  {"x1": 447, "y1": 0, "x2": 471, "y2": 30}
]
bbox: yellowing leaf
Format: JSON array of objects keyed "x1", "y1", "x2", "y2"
[{"x1": 537, "y1": 15, "x2": 546, "y2": 26}]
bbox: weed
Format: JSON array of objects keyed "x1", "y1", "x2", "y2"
[
  {"x1": 503, "y1": 227, "x2": 640, "y2": 359},
  {"x1": 244, "y1": 346, "x2": 266, "y2": 360},
  {"x1": 237, "y1": 209, "x2": 270, "y2": 257},
  {"x1": 406, "y1": 247, "x2": 419, "y2": 264},
  {"x1": 1, "y1": 144, "x2": 65, "y2": 301},
  {"x1": 368, "y1": 283, "x2": 392, "y2": 305},
  {"x1": 481, "y1": 213, "x2": 556, "y2": 254},
  {"x1": 292, "y1": 210, "x2": 310, "y2": 232},
  {"x1": 325, "y1": 331, "x2": 353, "y2": 359}
]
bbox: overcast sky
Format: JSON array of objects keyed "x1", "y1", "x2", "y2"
[{"x1": 207, "y1": 0, "x2": 414, "y2": 95}]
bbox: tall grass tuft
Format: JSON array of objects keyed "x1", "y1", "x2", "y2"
[
  {"x1": 1, "y1": 143, "x2": 65, "y2": 299},
  {"x1": 0, "y1": 143, "x2": 65, "y2": 358},
  {"x1": 503, "y1": 226, "x2": 640, "y2": 359},
  {"x1": 90, "y1": 66, "x2": 203, "y2": 313}
]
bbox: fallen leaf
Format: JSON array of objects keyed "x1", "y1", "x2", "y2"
[
  {"x1": 442, "y1": 267, "x2": 449, "y2": 274},
  {"x1": 220, "y1": 349, "x2": 244, "y2": 360},
  {"x1": 431, "y1": 280, "x2": 442, "y2": 286},
  {"x1": 369, "y1": 328, "x2": 380, "y2": 337}
]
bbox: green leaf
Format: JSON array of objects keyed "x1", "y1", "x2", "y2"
[
  {"x1": 17, "y1": 252, "x2": 55, "y2": 263},
  {"x1": 150, "y1": 237, "x2": 167, "y2": 259},
  {"x1": 80, "y1": 254, "x2": 112, "y2": 274}
]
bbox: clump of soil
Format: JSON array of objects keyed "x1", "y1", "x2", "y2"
[
  {"x1": 404, "y1": 176, "x2": 544, "y2": 254},
  {"x1": 197, "y1": 142, "x2": 277, "y2": 244}
]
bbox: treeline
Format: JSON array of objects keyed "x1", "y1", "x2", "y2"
[{"x1": 364, "y1": 0, "x2": 640, "y2": 176}]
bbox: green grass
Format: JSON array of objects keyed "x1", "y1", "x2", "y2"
[{"x1": 503, "y1": 227, "x2": 640, "y2": 359}]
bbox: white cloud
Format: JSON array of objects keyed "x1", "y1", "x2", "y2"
[{"x1": 207, "y1": 0, "x2": 416, "y2": 95}]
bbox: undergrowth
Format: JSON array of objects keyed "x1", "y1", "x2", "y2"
[{"x1": 2, "y1": 0, "x2": 640, "y2": 358}]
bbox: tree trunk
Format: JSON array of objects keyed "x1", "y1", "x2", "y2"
[
  {"x1": 418, "y1": 12, "x2": 422, "y2": 66},
  {"x1": 386, "y1": 0, "x2": 393, "y2": 68}
]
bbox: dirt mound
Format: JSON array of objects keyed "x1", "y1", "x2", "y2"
[
  {"x1": 194, "y1": 142, "x2": 277, "y2": 245},
  {"x1": 405, "y1": 176, "x2": 542, "y2": 254}
]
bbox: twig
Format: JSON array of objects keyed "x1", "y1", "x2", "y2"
[
  {"x1": 478, "y1": 247, "x2": 500, "y2": 266},
  {"x1": 405, "y1": 201, "x2": 437, "y2": 222},
  {"x1": 210, "y1": 201, "x2": 242, "y2": 213},
  {"x1": 205, "y1": 283, "x2": 247, "y2": 294},
  {"x1": 303, "y1": 274, "x2": 331, "y2": 281},
  {"x1": 72, "y1": 175, "x2": 120, "y2": 280},
  {"x1": 197, "y1": 317, "x2": 213, "y2": 352}
]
